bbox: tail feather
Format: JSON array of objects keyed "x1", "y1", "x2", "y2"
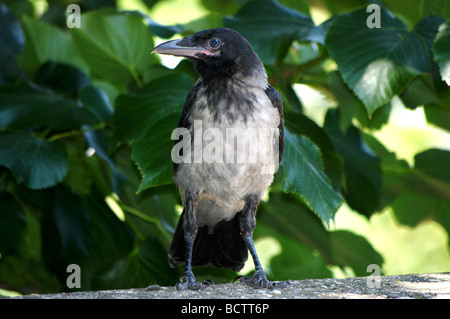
[{"x1": 168, "y1": 211, "x2": 248, "y2": 272}]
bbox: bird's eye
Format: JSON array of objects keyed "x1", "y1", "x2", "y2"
[{"x1": 209, "y1": 38, "x2": 221, "y2": 48}]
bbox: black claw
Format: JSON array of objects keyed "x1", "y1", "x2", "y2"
[
  {"x1": 203, "y1": 279, "x2": 214, "y2": 286},
  {"x1": 175, "y1": 271, "x2": 213, "y2": 290},
  {"x1": 175, "y1": 281, "x2": 185, "y2": 290},
  {"x1": 233, "y1": 271, "x2": 290, "y2": 289}
]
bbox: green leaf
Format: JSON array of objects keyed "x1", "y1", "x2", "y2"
[
  {"x1": 71, "y1": 9, "x2": 154, "y2": 85},
  {"x1": 432, "y1": 22, "x2": 450, "y2": 83},
  {"x1": 41, "y1": 185, "x2": 135, "y2": 289},
  {"x1": 259, "y1": 192, "x2": 333, "y2": 264},
  {"x1": 364, "y1": 134, "x2": 450, "y2": 212},
  {"x1": 281, "y1": 127, "x2": 344, "y2": 223},
  {"x1": 40, "y1": 185, "x2": 92, "y2": 287},
  {"x1": 254, "y1": 223, "x2": 332, "y2": 280},
  {"x1": 132, "y1": 113, "x2": 179, "y2": 192},
  {"x1": 0, "y1": 3, "x2": 25, "y2": 80},
  {"x1": 92, "y1": 238, "x2": 178, "y2": 289},
  {"x1": 82, "y1": 186, "x2": 135, "y2": 268},
  {"x1": 201, "y1": 0, "x2": 243, "y2": 15},
  {"x1": 414, "y1": 149, "x2": 450, "y2": 197},
  {"x1": 278, "y1": 0, "x2": 311, "y2": 15},
  {"x1": 0, "y1": 4, "x2": 24, "y2": 57},
  {"x1": 114, "y1": 146, "x2": 179, "y2": 245},
  {"x1": 18, "y1": 15, "x2": 88, "y2": 75},
  {"x1": 148, "y1": 21, "x2": 184, "y2": 39},
  {"x1": 259, "y1": 191, "x2": 383, "y2": 277},
  {"x1": 0, "y1": 82, "x2": 99, "y2": 131},
  {"x1": 79, "y1": 86, "x2": 113, "y2": 123},
  {"x1": 259, "y1": 191, "x2": 382, "y2": 275},
  {"x1": 365, "y1": 137, "x2": 450, "y2": 241},
  {"x1": 83, "y1": 129, "x2": 126, "y2": 197},
  {"x1": 324, "y1": 109, "x2": 382, "y2": 216},
  {"x1": 423, "y1": 85, "x2": 450, "y2": 132},
  {"x1": 399, "y1": 74, "x2": 441, "y2": 109},
  {"x1": 42, "y1": 186, "x2": 92, "y2": 265},
  {"x1": 325, "y1": 9, "x2": 445, "y2": 114},
  {"x1": 392, "y1": 191, "x2": 450, "y2": 238},
  {"x1": 381, "y1": 0, "x2": 423, "y2": 25},
  {"x1": 34, "y1": 62, "x2": 91, "y2": 99},
  {"x1": 224, "y1": 0, "x2": 318, "y2": 64},
  {"x1": 112, "y1": 74, "x2": 193, "y2": 143},
  {"x1": 63, "y1": 142, "x2": 94, "y2": 195},
  {"x1": 425, "y1": 109, "x2": 450, "y2": 133},
  {"x1": 284, "y1": 113, "x2": 344, "y2": 190},
  {"x1": 328, "y1": 70, "x2": 364, "y2": 131},
  {"x1": 424, "y1": 103, "x2": 450, "y2": 132},
  {"x1": 420, "y1": 0, "x2": 450, "y2": 21},
  {"x1": 361, "y1": 132, "x2": 407, "y2": 203},
  {"x1": 137, "y1": 12, "x2": 185, "y2": 38},
  {"x1": 0, "y1": 193, "x2": 26, "y2": 254},
  {"x1": 320, "y1": 0, "x2": 367, "y2": 15},
  {"x1": 184, "y1": 13, "x2": 224, "y2": 32},
  {"x1": 329, "y1": 71, "x2": 391, "y2": 131},
  {"x1": 330, "y1": 230, "x2": 383, "y2": 276},
  {"x1": 0, "y1": 132, "x2": 68, "y2": 189},
  {"x1": 0, "y1": 207, "x2": 63, "y2": 294}
]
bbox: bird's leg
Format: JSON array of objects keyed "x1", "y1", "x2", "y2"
[
  {"x1": 175, "y1": 189, "x2": 211, "y2": 290},
  {"x1": 234, "y1": 194, "x2": 289, "y2": 289}
]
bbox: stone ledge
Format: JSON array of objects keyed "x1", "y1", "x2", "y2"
[{"x1": 10, "y1": 272, "x2": 450, "y2": 299}]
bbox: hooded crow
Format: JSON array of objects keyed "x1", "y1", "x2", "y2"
[{"x1": 153, "y1": 28, "x2": 285, "y2": 290}]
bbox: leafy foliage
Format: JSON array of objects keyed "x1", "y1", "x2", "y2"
[
  {"x1": 0, "y1": 132, "x2": 68, "y2": 189},
  {"x1": 281, "y1": 128, "x2": 343, "y2": 223},
  {"x1": 433, "y1": 22, "x2": 450, "y2": 83},
  {"x1": 326, "y1": 10, "x2": 445, "y2": 114},
  {"x1": 0, "y1": 0, "x2": 449, "y2": 294},
  {"x1": 224, "y1": 0, "x2": 321, "y2": 64}
]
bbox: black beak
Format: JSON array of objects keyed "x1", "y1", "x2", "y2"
[{"x1": 152, "y1": 36, "x2": 211, "y2": 59}]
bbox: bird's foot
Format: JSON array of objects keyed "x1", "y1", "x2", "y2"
[
  {"x1": 175, "y1": 271, "x2": 213, "y2": 290},
  {"x1": 233, "y1": 270, "x2": 290, "y2": 289}
]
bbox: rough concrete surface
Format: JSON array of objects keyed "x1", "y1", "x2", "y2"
[{"x1": 11, "y1": 272, "x2": 450, "y2": 299}]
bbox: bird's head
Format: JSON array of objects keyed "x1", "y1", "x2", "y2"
[{"x1": 152, "y1": 28, "x2": 265, "y2": 81}]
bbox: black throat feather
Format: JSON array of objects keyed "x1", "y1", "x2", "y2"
[{"x1": 197, "y1": 77, "x2": 259, "y2": 123}]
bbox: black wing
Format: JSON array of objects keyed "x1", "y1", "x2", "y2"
[
  {"x1": 173, "y1": 80, "x2": 202, "y2": 173},
  {"x1": 265, "y1": 85, "x2": 284, "y2": 165}
]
